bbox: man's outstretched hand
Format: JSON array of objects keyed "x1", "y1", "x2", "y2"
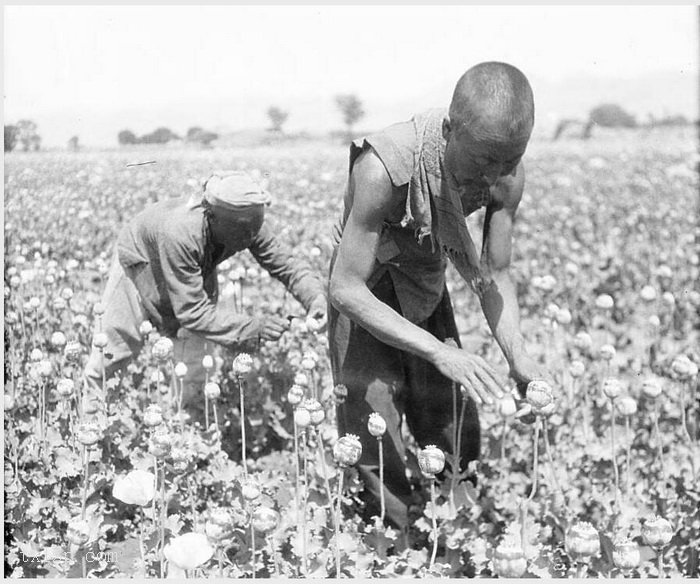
[
  {"x1": 433, "y1": 342, "x2": 506, "y2": 406},
  {"x1": 258, "y1": 316, "x2": 290, "y2": 341}
]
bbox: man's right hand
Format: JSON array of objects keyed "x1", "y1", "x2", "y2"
[
  {"x1": 432, "y1": 342, "x2": 506, "y2": 406},
  {"x1": 258, "y1": 316, "x2": 290, "y2": 341}
]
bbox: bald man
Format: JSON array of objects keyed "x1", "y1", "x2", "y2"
[{"x1": 329, "y1": 62, "x2": 549, "y2": 533}]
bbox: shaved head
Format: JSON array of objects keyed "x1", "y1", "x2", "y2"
[{"x1": 448, "y1": 62, "x2": 534, "y2": 142}]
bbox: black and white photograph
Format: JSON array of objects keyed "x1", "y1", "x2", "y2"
[{"x1": 3, "y1": 4, "x2": 699, "y2": 579}]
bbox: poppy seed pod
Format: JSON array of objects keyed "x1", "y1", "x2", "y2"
[
  {"x1": 556, "y1": 308, "x2": 572, "y2": 325},
  {"x1": 4, "y1": 394, "x2": 16, "y2": 411},
  {"x1": 30, "y1": 348, "x2": 44, "y2": 362},
  {"x1": 526, "y1": 379, "x2": 554, "y2": 413},
  {"x1": 60, "y1": 287, "x2": 73, "y2": 300},
  {"x1": 174, "y1": 362, "x2": 188, "y2": 378},
  {"x1": 66, "y1": 517, "x2": 91, "y2": 547},
  {"x1": 241, "y1": 478, "x2": 261, "y2": 501},
  {"x1": 56, "y1": 378, "x2": 75, "y2": 398},
  {"x1": 204, "y1": 382, "x2": 221, "y2": 400},
  {"x1": 93, "y1": 302, "x2": 106, "y2": 316},
  {"x1": 661, "y1": 292, "x2": 675, "y2": 306},
  {"x1": 28, "y1": 296, "x2": 41, "y2": 310},
  {"x1": 50, "y1": 331, "x2": 67, "y2": 349},
  {"x1": 148, "y1": 429, "x2": 172, "y2": 458},
  {"x1": 368, "y1": 412, "x2": 387, "y2": 437},
  {"x1": 333, "y1": 434, "x2": 362, "y2": 467},
  {"x1": 287, "y1": 384, "x2": 305, "y2": 406},
  {"x1": 202, "y1": 355, "x2": 214, "y2": 370},
  {"x1": 205, "y1": 512, "x2": 233, "y2": 541},
  {"x1": 64, "y1": 341, "x2": 83, "y2": 362},
  {"x1": 569, "y1": 360, "x2": 585, "y2": 378},
  {"x1": 493, "y1": 538, "x2": 528, "y2": 578},
  {"x1": 92, "y1": 333, "x2": 109, "y2": 350},
  {"x1": 252, "y1": 506, "x2": 280, "y2": 534},
  {"x1": 671, "y1": 355, "x2": 698, "y2": 380},
  {"x1": 565, "y1": 522, "x2": 600, "y2": 560},
  {"x1": 602, "y1": 378, "x2": 623, "y2": 400},
  {"x1": 76, "y1": 421, "x2": 103, "y2": 447},
  {"x1": 143, "y1": 404, "x2": 164, "y2": 428},
  {"x1": 232, "y1": 353, "x2": 253, "y2": 376},
  {"x1": 53, "y1": 297, "x2": 67, "y2": 311},
  {"x1": 303, "y1": 398, "x2": 325, "y2": 426},
  {"x1": 333, "y1": 384, "x2": 348, "y2": 404},
  {"x1": 37, "y1": 360, "x2": 53, "y2": 378},
  {"x1": 418, "y1": 444, "x2": 446, "y2": 477},
  {"x1": 599, "y1": 344, "x2": 616, "y2": 361},
  {"x1": 152, "y1": 337, "x2": 174, "y2": 362},
  {"x1": 294, "y1": 404, "x2": 311, "y2": 428},
  {"x1": 642, "y1": 377, "x2": 663, "y2": 399},
  {"x1": 612, "y1": 538, "x2": 641, "y2": 571},
  {"x1": 641, "y1": 516, "x2": 673, "y2": 548}
]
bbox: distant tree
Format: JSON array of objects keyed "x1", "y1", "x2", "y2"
[
  {"x1": 118, "y1": 129, "x2": 138, "y2": 145},
  {"x1": 15, "y1": 119, "x2": 41, "y2": 151},
  {"x1": 588, "y1": 104, "x2": 637, "y2": 129},
  {"x1": 4, "y1": 125, "x2": 18, "y2": 152},
  {"x1": 140, "y1": 127, "x2": 180, "y2": 144},
  {"x1": 186, "y1": 126, "x2": 218, "y2": 147},
  {"x1": 266, "y1": 107, "x2": 289, "y2": 133},
  {"x1": 335, "y1": 94, "x2": 365, "y2": 138},
  {"x1": 67, "y1": 136, "x2": 80, "y2": 151}
]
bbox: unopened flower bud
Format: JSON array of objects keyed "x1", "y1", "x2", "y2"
[
  {"x1": 93, "y1": 302, "x2": 106, "y2": 316},
  {"x1": 574, "y1": 332, "x2": 593, "y2": 352},
  {"x1": 30, "y1": 348, "x2": 44, "y2": 362},
  {"x1": 671, "y1": 355, "x2": 698, "y2": 380},
  {"x1": 294, "y1": 405, "x2": 311, "y2": 428},
  {"x1": 53, "y1": 297, "x2": 67, "y2": 311},
  {"x1": 61, "y1": 287, "x2": 73, "y2": 300},
  {"x1": 556, "y1": 308, "x2": 572, "y2": 325},
  {"x1": 202, "y1": 355, "x2": 214, "y2": 370},
  {"x1": 50, "y1": 331, "x2": 67, "y2": 349},
  {"x1": 599, "y1": 344, "x2": 616, "y2": 361},
  {"x1": 204, "y1": 382, "x2": 221, "y2": 400},
  {"x1": 368, "y1": 412, "x2": 387, "y2": 437},
  {"x1": 241, "y1": 480, "x2": 261, "y2": 501},
  {"x1": 642, "y1": 377, "x2": 663, "y2": 399},
  {"x1": 661, "y1": 292, "x2": 675, "y2": 306},
  {"x1": 93, "y1": 332, "x2": 109, "y2": 349},
  {"x1": 148, "y1": 429, "x2": 172, "y2": 458},
  {"x1": 28, "y1": 296, "x2": 41, "y2": 310},
  {"x1": 76, "y1": 421, "x2": 103, "y2": 446},
  {"x1": 640, "y1": 285, "x2": 657, "y2": 302},
  {"x1": 333, "y1": 434, "x2": 362, "y2": 467},
  {"x1": 174, "y1": 362, "x2": 188, "y2": 378},
  {"x1": 139, "y1": 321, "x2": 153, "y2": 336},
  {"x1": 498, "y1": 394, "x2": 518, "y2": 418},
  {"x1": 37, "y1": 359, "x2": 53, "y2": 378},
  {"x1": 595, "y1": 294, "x2": 614, "y2": 310},
  {"x1": 569, "y1": 360, "x2": 585, "y2": 378},
  {"x1": 5, "y1": 394, "x2": 16, "y2": 411},
  {"x1": 293, "y1": 372, "x2": 309, "y2": 387},
  {"x1": 615, "y1": 396, "x2": 637, "y2": 417}
]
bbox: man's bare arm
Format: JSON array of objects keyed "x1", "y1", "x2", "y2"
[
  {"x1": 479, "y1": 162, "x2": 548, "y2": 390},
  {"x1": 329, "y1": 149, "x2": 505, "y2": 404}
]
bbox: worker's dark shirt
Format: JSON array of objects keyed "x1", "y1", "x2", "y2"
[{"x1": 116, "y1": 197, "x2": 324, "y2": 346}]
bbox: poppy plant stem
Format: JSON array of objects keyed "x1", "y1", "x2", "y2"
[
  {"x1": 520, "y1": 417, "x2": 540, "y2": 549},
  {"x1": 624, "y1": 416, "x2": 632, "y2": 494},
  {"x1": 250, "y1": 521, "x2": 256, "y2": 579},
  {"x1": 238, "y1": 377, "x2": 248, "y2": 479},
  {"x1": 429, "y1": 479, "x2": 439, "y2": 569},
  {"x1": 609, "y1": 400, "x2": 620, "y2": 512},
  {"x1": 335, "y1": 467, "x2": 345, "y2": 577},
  {"x1": 81, "y1": 446, "x2": 89, "y2": 520},
  {"x1": 378, "y1": 437, "x2": 385, "y2": 524}
]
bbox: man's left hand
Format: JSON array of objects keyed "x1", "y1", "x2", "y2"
[{"x1": 305, "y1": 295, "x2": 328, "y2": 333}]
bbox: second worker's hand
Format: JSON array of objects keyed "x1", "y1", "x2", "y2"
[
  {"x1": 432, "y1": 341, "x2": 506, "y2": 406},
  {"x1": 258, "y1": 315, "x2": 290, "y2": 341}
]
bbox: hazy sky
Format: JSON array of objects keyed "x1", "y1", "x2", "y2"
[{"x1": 4, "y1": 5, "x2": 697, "y2": 146}]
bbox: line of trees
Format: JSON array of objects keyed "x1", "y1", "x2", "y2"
[{"x1": 4, "y1": 120, "x2": 41, "y2": 152}]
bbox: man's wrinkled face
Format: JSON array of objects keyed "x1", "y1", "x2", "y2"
[{"x1": 443, "y1": 118, "x2": 531, "y2": 189}]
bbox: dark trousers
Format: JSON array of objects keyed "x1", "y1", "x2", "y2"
[{"x1": 328, "y1": 271, "x2": 481, "y2": 531}]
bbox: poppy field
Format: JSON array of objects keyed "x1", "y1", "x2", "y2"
[{"x1": 3, "y1": 127, "x2": 699, "y2": 578}]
